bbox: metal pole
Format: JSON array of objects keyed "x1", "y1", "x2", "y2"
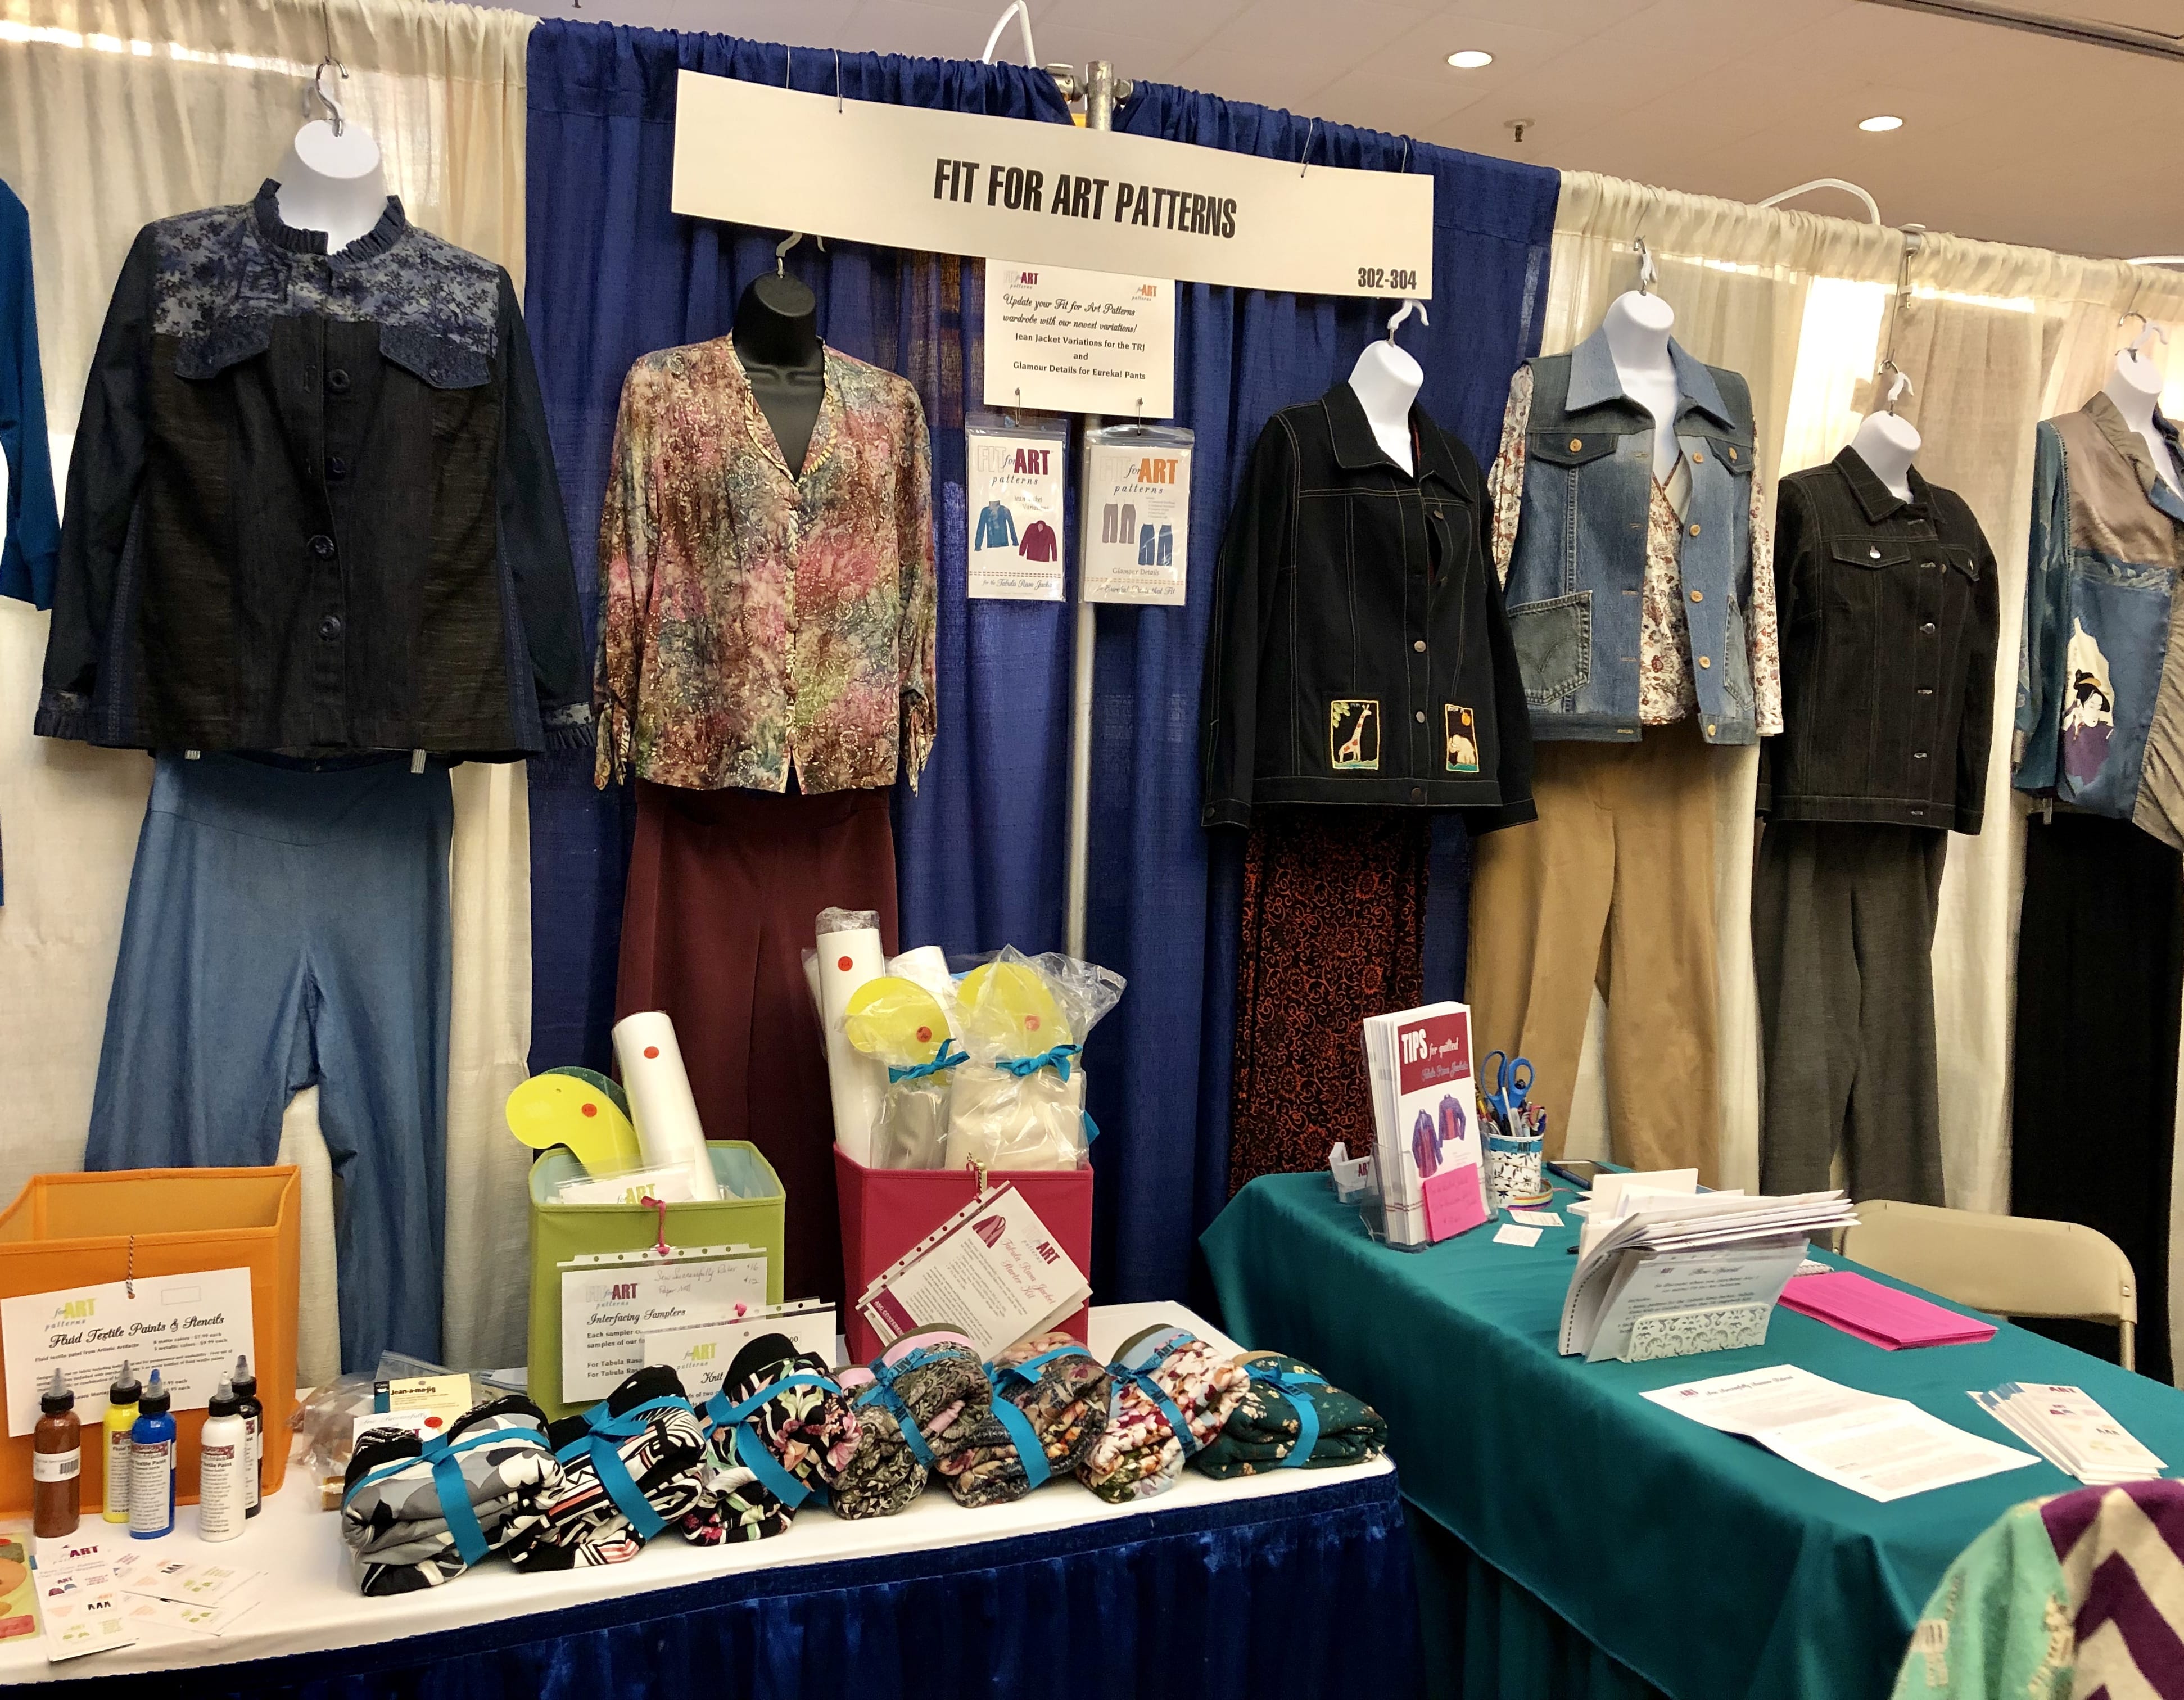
[{"x1": 1062, "y1": 59, "x2": 1124, "y2": 960}]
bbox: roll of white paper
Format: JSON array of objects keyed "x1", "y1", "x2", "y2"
[
  {"x1": 886, "y1": 945, "x2": 957, "y2": 1009},
  {"x1": 819, "y1": 925, "x2": 889, "y2": 1166},
  {"x1": 611, "y1": 1011, "x2": 720, "y2": 1201}
]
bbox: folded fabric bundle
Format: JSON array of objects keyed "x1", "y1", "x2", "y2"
[
  {"x1": 938, "y1": 1333, "x2": 1110, "y2": 1508},
  {"x1": 1078, "y1": 1325, "x2": 1249, "y2": 1504},
  {"x1": 828, "y1": 1327, "x2": 993, "y2": 1520},
  {"x1": 504, "y1": 1367, "x2": 706, "y2": 1571},
  {"x1": 341, "y1": 1396, "x2": 563, "y2": 1595},
  {"x1": 1192, "y1": 1352, "x2": 1387, "y2": 1479},
  {"x1": 682, "y1": 1335, "x2": 861, "y2": 1544}
]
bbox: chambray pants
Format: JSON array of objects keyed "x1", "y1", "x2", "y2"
[
  {"x1": 1753, "y1": 822, "x2": 1950, "y2": 1206},
  {"x1": 84, "y1": 754, "x2": 452, "y2": 1373}
]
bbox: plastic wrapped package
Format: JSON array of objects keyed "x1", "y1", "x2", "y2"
[
  {"x1": 944, "y1": 947, "x2": 1125, "y2": 1170},
  {"x1": 815, "y1": 907, "x2": 889, "y2": 1164},
  {"x1": 841, "y1": 975, "x2": 966, "y2": 1169}
]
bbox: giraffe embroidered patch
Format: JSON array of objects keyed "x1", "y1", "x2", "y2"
[{"x1": 1328, "y1": 700, "x2": 1381, "y2": 770}]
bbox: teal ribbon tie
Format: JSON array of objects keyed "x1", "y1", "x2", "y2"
[
  {"x1": 345, "y1": 1423, "x2": 533, "y2": 1566},
  {"x1": 1109, "y1": 1334, "x2": 1204, "y2": 1457},
  {"x1": 1245, "y1": 1362, "x2": 1328, "y2": 1467},
  {"x1": 887, "y1": 1038, "x2": 967, "y2": 1085},
  {"x1": 702, "y1": 1372, "x2": 843, "y2": 1511},
  {"x1": 554, "y1": 1392, "x2": 697, "y2": 1539},
  {"x1": 997, "y1": 1042, "x2": 1082, "y2": 1082},
  {"x1": 984, "y1": 1344, "x2": 1095, "y2": 1490},
  {"x1": 852, "y1": 1343, "x2": 971, "y2": 1468}
]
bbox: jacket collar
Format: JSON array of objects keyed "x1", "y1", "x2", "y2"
[
  {"x1": 2084, "y1": 391, "x2": 2184, "y2": 526},
  {"x1": 1832, "y1": 445, "x2": 1932, "y2": 523},
  {"x1": 1323, "y1": 380, "x2": 1467, "y2": 493},
  {"x1": 1566, "y1": 323, "x2": 1736, "y2": 430},
  {"x1": 252, "y1": 179, "x2": 409, "y2": 270}
]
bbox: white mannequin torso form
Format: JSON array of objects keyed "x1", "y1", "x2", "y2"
[
  {"x1": 1601, "y1": 290, "x2": 1681, "y2": 481},
  {"x1": 2102, "y1": 350, "x2": 2183, "y2": 499},
  {"x1": 1847, "y1": 410, "x2": 1920, "y2": 503},
  {"x1": 275, "y1": 103, "x2": 387, "y2": 254},
  {"x1": 1348, "y1": 339, "x2": 1424, "y2": 475}
]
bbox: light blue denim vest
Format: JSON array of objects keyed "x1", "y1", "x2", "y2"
[{"x1": 1503, "y1": 329, "x2": 1760, "y2": 744}]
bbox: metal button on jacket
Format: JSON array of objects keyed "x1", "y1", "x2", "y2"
[
  {"x1": 309, "y1": 534, "x2": 335, "y2": 559},
  {"x1": 325, "y1": 455, "x2": 349, "y2": 482},
  {"x1": 319, "y1": 614, "x2": 343, "y2": 639},
  {"x1": 325, "y1": 368, "x2": 351, "y2": 395}
]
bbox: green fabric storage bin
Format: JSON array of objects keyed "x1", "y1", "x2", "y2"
[{"x1": 526, "y1": 1141, "x2": 785, "y2": 1418}]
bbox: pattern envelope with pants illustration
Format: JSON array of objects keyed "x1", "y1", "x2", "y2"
[
  {"x1": 1467, "y1": 333, "x2": 1780, "y2": 1183},
  {"x1": 84, "y1": 753, "x2": 453, "y2": 1373}
]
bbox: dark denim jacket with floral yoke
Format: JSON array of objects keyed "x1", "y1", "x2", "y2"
[{"x1": 38, "y1": 183, "x2": 590, "y2": 760}]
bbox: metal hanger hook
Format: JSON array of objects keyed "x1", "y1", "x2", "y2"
[
  {"x1": 1386, "y1": 298, "x2": 1428, "y2": 342},
  {"x1": 313, "y1": 0, "x2": 347, "y2": 135},
  {"x1": 1634, "y1": 236, "x2": 1657, "y2": 296},
  {"x1": 774, "y1": 231, "x2": 825, "y2": 276},
  {"x1": 1878, "y1": 361, "x2": 1914, "y2": 414},
  {"x1": 2119, "y1": 311, "x2": 2171, "y2": 360}
]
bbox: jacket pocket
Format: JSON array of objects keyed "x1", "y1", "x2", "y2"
[
  {"x1": 1701, "y1": 434, "x2": 1756, "y2": 478},
  {"x1": 1508, "y1": 591, "x2": 1591, "y2": 704},
  {"x1": 1527, "y1": 431, "x2": 1620, "y2": 469},
  {"x1": 378, "y1": 325, "x2": 493, "y2": 390}
]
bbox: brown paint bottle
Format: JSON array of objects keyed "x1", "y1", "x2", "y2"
[{"x1": 33, "y1": 1369, "x2": 81, "y2": 1539}]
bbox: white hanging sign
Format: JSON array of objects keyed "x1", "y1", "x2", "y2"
[
  {"x1": 983, "y1": 261, "x2": 1175, "y2": 417},
  {"x1": 672, "y1": 74, "x2": 1432, "y2": 300},
  {"x1": 1083, "y1": 427, "x2": 1192, "y2": 607},
  {"x1": 966, "y1": 415, "x2": 1068, "y2": 602}
]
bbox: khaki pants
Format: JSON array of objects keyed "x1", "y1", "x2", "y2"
[{"x1": 1466, "y1": 721, "x2": 1721, "y2": 1182}]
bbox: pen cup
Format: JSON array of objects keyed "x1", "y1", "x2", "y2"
[{"x1": 1485, "y1": 1129, "x2": 1547, "y2": 1210}]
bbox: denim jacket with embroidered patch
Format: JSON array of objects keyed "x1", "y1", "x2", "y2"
[
  {"x1": 2014, "y1": 395, "x2": 2184, "y2": 844},
  {"x1": 38, "y1": 183, "x2": 589, "y2": 760},
  {"x1": 1199, "y1": 382, "x2": 1534, "y2": 830},
  {"x1": 1498, "y1": 331, "x2": 1762, "y2": 744}
]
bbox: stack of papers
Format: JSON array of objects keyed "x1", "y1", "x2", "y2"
[
  {"x1": 1780, "y1": 1271, "x2": 1997, "y2": 1349},
  {"x1": 1562, "y1": 1188, "x2": 1860, "y2": 1362},
  {"x1": 1360, "y1": 1003, "x2": 1488, "y2": 1247},
  {"x1": 1972, "y1": 1382, "x2": 2165, "y2": 1484},
  {"x1": 1647, "y1": 1364, "x2": 2039, "y2": 1502}
]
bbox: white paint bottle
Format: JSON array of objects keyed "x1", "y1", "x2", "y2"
[{"x1": 195, "y1": 1378, "x2": 247, "y2": 1543}]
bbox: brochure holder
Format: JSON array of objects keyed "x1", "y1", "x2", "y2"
[
  {"x1": 834, "y1": 1149, "x2": 1092, "y2": 1364},
  {"x1": 527, "y1": 1142, "x2": 785, "y2": 1420},
  {"x1": 0, "y1": 1165, "x2": 301, "y2": 1515}
]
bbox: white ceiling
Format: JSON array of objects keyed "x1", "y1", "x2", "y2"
[{"x1": 504, "y1": 0, "x2": 2184, "y2": 262}]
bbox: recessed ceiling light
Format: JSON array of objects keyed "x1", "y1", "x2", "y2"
[
  {"x1": 1446, "y1": 49, "x2": 1494, "y2": 69},
  {"x1": 1858, "y1": 114, "x2": 1904, "y2": 132}
]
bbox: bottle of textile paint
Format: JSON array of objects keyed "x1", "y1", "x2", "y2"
[
  {"x1": 127, "y1": 1369, "x2": 175, "y2": 1539},
  {"x1": 32, "y1": 1370, "x2": 81, "y2": 1539},
  {"x1": 103, "y1": 1360, "x2": 140, "y2": 1523},
  {"x1": 230, "y1": 1354, "x2": 263, "y2": 1517},
  {"x1": 196, "y1": 1380, "x2": 246, "y2": 1543}
]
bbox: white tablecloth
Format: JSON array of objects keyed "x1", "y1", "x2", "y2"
[{"x1": 6, "y1": 1301, "x2": 1391, "y2": 1681}]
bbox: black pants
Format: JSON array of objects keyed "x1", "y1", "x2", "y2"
[
  {"x1": 1755, "y1": 824, "x2": 1950, "y2": 1205},
  {"x1": 2013, "y1": 813, "x2": 2182, "y2": 1383}
]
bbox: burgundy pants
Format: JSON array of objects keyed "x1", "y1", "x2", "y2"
[{"x1": 616, "y1": 782, "x2": 898, "y2": 1304}]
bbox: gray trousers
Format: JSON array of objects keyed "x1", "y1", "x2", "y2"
[{"x1": 1754, "y1": 822, "x2": 1949, "y2": 1204}]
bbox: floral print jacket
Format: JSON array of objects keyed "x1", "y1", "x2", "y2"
[{"x1": 594, "y1": 337, "x2": 937, "y2": 794}]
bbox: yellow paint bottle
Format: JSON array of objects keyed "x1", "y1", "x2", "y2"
[{"x1": 101, "y1": 1359, "x2": 139, "y2": 1524}]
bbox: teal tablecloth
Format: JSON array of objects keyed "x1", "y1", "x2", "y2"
[{"x1": 1202, "y1": 1174, "x2": 2184, "y2": 1700}]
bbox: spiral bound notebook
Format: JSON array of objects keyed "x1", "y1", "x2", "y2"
[{"x1": 857, "y1": 1184, "x2": 1091, "y2": 1359}]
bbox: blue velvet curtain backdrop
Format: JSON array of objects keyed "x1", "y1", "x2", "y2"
[{"x1": 524, "y1": 25, "x2": 1559, "y2": 1303}]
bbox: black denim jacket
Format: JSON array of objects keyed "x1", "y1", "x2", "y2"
[
  {"x1": 39, "y1": 185, "x2": 589, "y2": 759},
  {"x1": 1760, "y1": 448, "x2": 1998, "y2": 832},
  {"x1": 1200, "y1": 383, "x2": 1535, "y2": 831}
]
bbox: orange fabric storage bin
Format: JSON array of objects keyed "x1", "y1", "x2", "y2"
[
  {"x1": 834, "y1": 1149, "x2": 1093, "y2": 1364},
  {"x1": 0, "y1": 1166, "x2": 301, "y2": 1516}
]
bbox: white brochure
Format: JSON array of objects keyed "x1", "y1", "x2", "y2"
[
  {"x1": 983, "y1": 261, "x2": 1175, "y2": 418},
  {"x1": 858, "y1": 1184, "x2": 1090, "y2": 1359},
  {"x1": 1083, "y1": 425, "x2": 1192, "y2": 605},
  {"x1": 966, "y1": 414, "x2": 1069, "y2": 602},
  {"x1": 33, "y1": 1540, "x2": 137, "y2": 1664},
  {"x1": 1645, "y1": 1364, "x2": 2038, "y2": 1502},
  {"x1": 2, "y1": 1270, "x2": 254, "y2": 1436},
  {"x1": 559, "y1": 1246, "x2": 770, "y2": 1404},
  {"x1": 641, "y1": 1301, "x2": 839, "y2": 1389}
]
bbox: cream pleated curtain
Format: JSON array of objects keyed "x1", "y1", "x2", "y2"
[
  {"x1": 0, "y1": 0, "x2": 539, "y2": 1380},
  {"x1": 1541, "y1": 171, "x2": 2184, "y2": 1371}
]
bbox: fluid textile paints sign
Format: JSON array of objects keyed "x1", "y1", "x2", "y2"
[{"x1": 671, "y1": 74, "x2": 1434, "y2": 300}]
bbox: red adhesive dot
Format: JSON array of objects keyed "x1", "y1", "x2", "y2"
[
  {"x1": 581, "y1": 1103, "x2": 598, "y2": 1118},
  {"x1": 644, "y1": 1045, "x2": 660, "y2": 1060},
  {"x1": 838, "y1": 955, "x2": 854, "y2": 971},
  {"x1": 916, "y1": 1025, "x2": 932, "y2": 1042},
  {"x1": 1025, "y1": 1015, "x2": 1041, "y2": 1032}
]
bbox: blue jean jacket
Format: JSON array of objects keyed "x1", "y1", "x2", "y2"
[{"x1": 1503, "y1": 329, "x2": 1760, "y2": 743}]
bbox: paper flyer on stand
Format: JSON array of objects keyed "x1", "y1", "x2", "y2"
[
  {"x1": 966, "y1": 415, "x2": 1068, "y2": 601},
  {"x1": 559, "y1": 1247, "x2": 770, "y2": 1404},
  {"x1": 1, "y1": 1271, "x2": 254, "y2": 1436},
  {"x1": 641, "y1": 1301, "x2": 839, "y2": 1387},
  {"x1": 858, "y1": 1184, "x2": 1091, "y2": 1359},
  {"x1": 1364, "y1": 1003, "x2": 1486, "y2": 1247}
]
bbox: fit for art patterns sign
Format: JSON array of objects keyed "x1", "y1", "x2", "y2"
[{"x1": 671, "y1": 74, "x2": 1433, "y2": 300}]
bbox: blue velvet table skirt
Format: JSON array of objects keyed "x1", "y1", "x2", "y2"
[{"x1": 50, "y1": 1472, "x2": 1416, "y2": 1699}]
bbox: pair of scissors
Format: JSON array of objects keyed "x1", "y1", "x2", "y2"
[{"x1": 1481, "y1": 1050, "x2": 1534, "y2": 1125}]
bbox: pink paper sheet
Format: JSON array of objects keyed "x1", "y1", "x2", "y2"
[
  {"x1": 1781, "y1": 1269, "x2": 1996, "y2": 1349},
  {"x1": 1423, "y1": 1165, "x2": 1489, "y2": 1242}
]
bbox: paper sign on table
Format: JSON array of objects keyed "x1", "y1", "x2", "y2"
[
  {"x1": 858, "y1": 1184, "x2": 1090, "y2": 1359},
  {"x1": 560, "y1": 1247, "x2": 770, "y2": 1403},
  {"x1": 1, "y1": 1269, "x2": 254, "y2": 1436},
  {"x1": 30, "y1": 1539, "x2": 134, "y2": 1663},
  {"x1": 1493, "y1": 1224, "x2": 1543, "y2": 1247},
  {"x1": 641, "y1": 1301, "x2": 838, "y2": 1387},
  {"x1": 119, "y1": 1558, "x2": 256, "y2": 1607},
  {"x1": 1424, "y1": 1168, "x2": 1490, "y2": 1241},
  {"x1": 1779, "y1": 1271, "x2": 1996, "y2": 1349},
  {"x1": 1510, "y1": 1209, "x2": 1563, "y2": 1227}
]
